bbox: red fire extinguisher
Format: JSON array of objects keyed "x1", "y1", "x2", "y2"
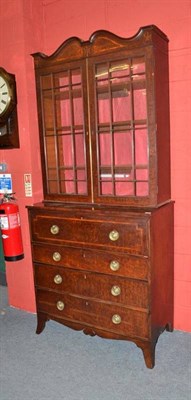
[{"x1": 0, "y1": 193, "x2": 24, "y2": 261}]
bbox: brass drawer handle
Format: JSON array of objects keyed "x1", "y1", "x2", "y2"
[
  {"x1": 111, "y1": 285, "x2": 121, "y2": 297},
  {"x1": 56, "y1": 301, "x2": 65, "y2": 311},
  {"x1": 109, "y1": 230, "x2": 119, "y2": 241},
  {"x1": 54, "y1": 274, "x2": 62, "y2": 284},
  {"x1": 53, "y1": 252, "x2": 61, "y2": 262},
  {"x1": 50, "y1": 225, "x2": 59, "y2": 235},
  {"x1": 112, "y1": 314, "x2": 122, "y2": 324},
  {"x1": 110, "y1": 260, "x2": 120, "y2": 271}
]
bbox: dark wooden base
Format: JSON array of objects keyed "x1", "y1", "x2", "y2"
[
  {"x1": 35, "y1": 312, "x2": 173, "y2": 369},
  {"x1": 135, "y1": 339, "x2": 156, "y2": 368},
  {"x1": 166, "y1": 322, "x2": 174, "y2": 332},
  {"x1": 36, "y1": 312, "x2": 49, "y2": 334}
]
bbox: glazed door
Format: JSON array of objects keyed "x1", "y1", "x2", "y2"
[
  {"x1": 38, "y1": 59, "x2": 92, "y2": 203},
  {"x1": 89, "y1": 51, "x2": 151, "y2": 206}
]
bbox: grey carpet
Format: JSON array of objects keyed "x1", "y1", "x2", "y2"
[{"x1": 0, "y1": 285, "x2": 190, "y2": 400}]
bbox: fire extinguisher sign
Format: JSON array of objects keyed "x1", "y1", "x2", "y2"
[
  {"x1": 24, "y1": 174, "x2": 32, "y2": 197},
  {"x1": 0, "y1": 174, "x2": 13, "y2": 194}
]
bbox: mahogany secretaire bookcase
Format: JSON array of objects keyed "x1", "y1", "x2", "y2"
[{"x1": 27, "y1": 25, "x2": 174, "y2": 368}]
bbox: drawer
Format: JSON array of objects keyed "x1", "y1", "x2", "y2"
[
  {"x1": 32, "y1": 243, "x2": 149, "y2": 280},
  {"x1": 34, "y1": 264, "x2": 149, "y2": 309},
  {"x1": 30, "y1": 214, "x2": 149, "y2": 255},
  {"x1": 37, "y1": 289, "x2": 149, "y2": 339}
]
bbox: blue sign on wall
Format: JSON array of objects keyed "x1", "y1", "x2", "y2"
[{"x1": 0, "y1": 174, "x2": 13, "y2": 194}]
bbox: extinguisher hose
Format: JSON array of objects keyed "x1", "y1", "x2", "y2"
[{"x1": 0, "y1": 193, "x2": 16, "y2": 203}]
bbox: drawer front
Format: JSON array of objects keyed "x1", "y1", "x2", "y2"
[
  {"x1": 37, "y1": 289, "x2": 149, "y2": 339},
  {"x1": 32, "y1": 243, "x2": 149, "y2": 280},
  {"x1": 30, "y1": 214, "x2": 149, "y2": 255},
  {"x1": 34, "y1": 264, "x2": 149, "y2": 309}
]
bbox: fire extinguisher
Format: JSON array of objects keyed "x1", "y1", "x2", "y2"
[{"x1": 0, "y1": 193, "x2": 24, "y2": 261}]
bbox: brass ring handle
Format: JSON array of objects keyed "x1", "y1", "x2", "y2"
[
  {"x1": 56, "y1": 301, "x2": 65, "y2": 311},
  {"x1": 109, "y1": 230, "x2": 119, "y2": 241},
  {"x1": 112, "y1": 314, "x2": 122, "y2": 324},
  {"x1": 54, "y1": 274, "x2": 62, "y2": 284},
  {"x1": 53, "y1": 252, "x2": 61, "y2": 262},
  {"x1": 110, "y1": 260, "x2": 120, "y2": 271},
  {"x1": 50, "y1": 225, "x2": 59, "y2": 235},
  {"x1": 111, "y1": 285, "x2": 121, "y2": 297}
]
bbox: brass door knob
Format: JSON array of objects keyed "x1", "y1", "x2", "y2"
[
  {"x1": 50, "y1": 225, "x2": 59, "y2": 235},
  {"x1": 109, "y1": 230, "x2": 119, "y2": 241},
  {"x1": 56, "y1": 301, "x2": 65, "y2": 311},
  {"x1": 53, "y1": 252, "x2": 61, "y2": 262},
  {"x1": 110, "y1": 260, "x2": 120, "y2": 271},
  {"x1": 54, "y1": 274, "x2": 62, "y2": 284},
  {"x1": 112, "y1": 314, "x2": 122, "y2": 324},
  {"x1": 111, "y1": 285, "x2": 121, "y2": 296}
]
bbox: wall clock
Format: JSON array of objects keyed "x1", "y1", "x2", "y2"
[{"x1": 0, "y1": 67, "x2": 20, "y2": 148}]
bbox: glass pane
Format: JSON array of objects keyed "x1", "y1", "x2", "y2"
[
  {"x1": 114, "y1": 168, "x2": 133, "y2": 181},
  {"x1": 48, "y1": 181, "x2": 58, "y2": 193},
  {"x1": 112, "y1": 89, "x2": 131, "y2": 122},
  {"x1": 100, "y1": 166, "x2": 112, "y2": 181},
  {"x1": 77, "y1": 169, "x2": 86, "y2": 181},
  {"x1": 136, "y1": 182, "x2": 148, "y2": 196},
  {"x1": 97, "y1": 92, "x2": 110, "y2": 124},
  {"x1": 100, "y1": 182, "x2": 113, "y2": 195},
  {"x1": 60, "y1": 169, "x2": 74, "y2": 181},
  {"x1": 111, "y1": 59, "x2": 131, "y2": 123},
  {"x1": 110, "y1": 60, "x2": 130, "y2": 81},
  {"x1": 136, "y1": 169, "x2": 148, "y2": 180},
  {"x1": 45, "y1": 137, "x2": 56, "y2": 168},
  {"x1": 96, "y1": 63, "x2": 110, "y2": 124},
  {"x1": 94, "y1": 56, "x2": 149, "y2": 200},
  {"x1": 55, "y1": 90, "x2": 71, "y2": 128},
  {"x1": 96, "y1": 63, "x2": 108, "y2": 83},
  {"x1": 133, "y1": 86, "x2": 147, "y2": 120},
  {"x1": 97, "y1": 78, "x2": 109, "y2": 88},
  {"x1": 75, "y1": 134, "x2": 85, "y2": 166},
  {"x1": 41, "y1": 66, "x2": 87, "y2": 197},
  {"x1": 136, "y1": 169, "x2": 149, "y2": 197},
  {"x1": 47, "y1": 168, "x2": 57, "y2": 180},
  {"x1": 99, "y1": 133, "x2": 111, "y2": 166},
  {"x1": 54, "y1": 71, "x2": 69, "y2": 87},
  {"x1": 73, "y1": 90, "x2": 83, "y2": 126},
  {"x1": 57, "y1": 135, "x2": 73, "y2": 168},
  {"x1": 72, "y1": 69, "x2": 81, "y2": 85},
  {"x1": 135, "y1": 128, "x2": 148, "y2": 165},
  {"x1": 41, "y1": 75, "x2": 52, "y2": 90},
  {"x1": 77, "y1": 181, "x2": 87, "y2": 194},
  {"x1": 115, "y1": 182, "x2": 134, "y2": 196},
  {"x1": 60, "y1": 170, "x2": 75, "y2": 194},
  {"x1": 114, "y1": 132, "x2": 132, "y2": 167},
  {"x1": 131, "y1": 57, "x2": 145, "y2": 79},
  {"x1": 59, "y1": 168, "x2": 87, "y2": 195},
  {"x1": 43, "y1": 91, "x2": 54, "y2": 129},
  {"x1": 61, "y1": 180, "x2": 75, "y2": 194}
]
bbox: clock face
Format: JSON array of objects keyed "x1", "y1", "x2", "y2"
[{"x1": 0, "y1": 75, "x2": 11, "y2": 115}]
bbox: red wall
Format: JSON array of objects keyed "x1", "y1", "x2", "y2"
[{"x1": 0, "y1": 0, "x2": 190, "y2": 331}]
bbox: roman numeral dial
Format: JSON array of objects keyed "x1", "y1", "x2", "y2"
[
  {"x1": 0, "y1": 76, "x2": 11, "y2": 115},
  {"x1": 0, "y1": 67, "x2": 19, "y2": 148}
]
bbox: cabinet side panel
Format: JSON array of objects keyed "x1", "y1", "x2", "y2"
[
  {"x1": 154, "y1": 42, "x2": 171, "y2": 203},
  {"x1": 150, "y1": 203, "x2": 174, "y2": 332}
]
